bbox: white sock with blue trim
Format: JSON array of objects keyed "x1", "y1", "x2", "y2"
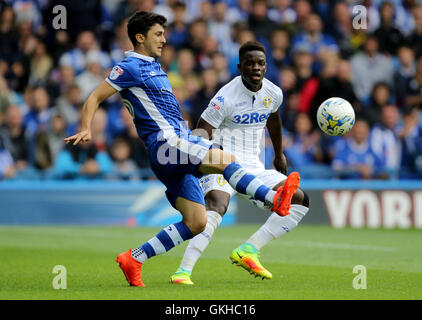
[
  {"x1": 179, "y1": 210, "x2": 222, "y2": 272},
  {"x1": 246, "y1": 204, "x2": 309, "y2": 250},
  {"x1": 223, "y1": 162, "x2": 276, "y2": 205},
  {"x1": 131, "y1": 221, "x2": 194, "y2": 263}
]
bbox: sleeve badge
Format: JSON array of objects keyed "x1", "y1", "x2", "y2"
[{"x1": 109, "y1": 65, "x2": 124, "y2": 80}]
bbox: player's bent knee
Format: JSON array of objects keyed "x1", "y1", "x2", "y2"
[
  {"x1": 215, "y1": 149, "x2": 236, "y2": 165},
  {"x1": 205, "y1": 192, "x2": 229, "y2": 216},
  {"x1": 292, "y1": 189, "x2": 310, "y2": 208},
  {"x1": 185, "y1": 214, "x2": 207, "y2": 235},
  {"x1": 206, "y1": 202, "x2": 228, "y2": 216},
  {"x1": 194, "y1": 216, "x2": 207, "y2": 234},
  {"x1": 217, "y1": 150, "x2": 237, "y2": 168},
  {"x1": 178, "y1": 199, "x2": 207, "y2": 235},
  {"x1": 200, "y1": 149, "x2": 237, "y2": 174}
]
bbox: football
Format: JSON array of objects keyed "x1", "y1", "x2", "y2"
[{"x1": 316, "y1": 97, "x2": 355, "y2": 136}]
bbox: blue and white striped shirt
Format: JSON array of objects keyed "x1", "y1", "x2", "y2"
[{"x1": 106, "y1": 51, "x2": 187, "y2": 150}]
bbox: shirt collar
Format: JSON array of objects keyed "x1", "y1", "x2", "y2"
[
  {"x1": 124, "y1": 50, "x2": 155, "y2": 62},
  {"x1": 238, "y1": 76, "x2": 262, "y2": 96}
]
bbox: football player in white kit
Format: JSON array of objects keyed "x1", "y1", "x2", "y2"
[{"x1": 171, "y1": 41, "x2": 310, "y2": 284}]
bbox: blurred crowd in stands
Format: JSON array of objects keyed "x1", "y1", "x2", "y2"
[{"x1": 0, "y1": 0, "x2": 422, "y2": 181}]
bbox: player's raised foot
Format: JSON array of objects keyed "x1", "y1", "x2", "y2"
[
  {"x1": 170, "y1": 267, "x2": 194, "y2": 285},
  {"x1": 229, "y1": 243, "x2": 272, "y2": 280},
  {"x1": 116, "y1": 249, "x2": 145, "y2": 287},
  {"x1": 272, "y1": 171, "x2": 300, "y2": 216}
]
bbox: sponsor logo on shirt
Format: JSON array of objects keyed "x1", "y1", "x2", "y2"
[
  {"x1": 109, "y1": 65, "x2": 123, "y2": 80},
  {"x1": 201, "y1": 177, "x2": 210, "y2": 184},
  {"x1": 210, "y1": 101, "x2": 220, "y2": 110},
  {"x1": 235, "y1": 101, "x2": 248, "y2": 107},
  {"x1": 216, "y1": 96, "x2": 224, "y2": 105},
  {"x1": 232, "y1": 112, "x2": 271, "y2": 124}
]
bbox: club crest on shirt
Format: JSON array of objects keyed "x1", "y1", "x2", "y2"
[
  {"x1": 263, "y1": 97, "x2": 272, "y2": 108},
  {"x1": 216, "y1": 176, "x2": 227, "y2": 186},
  {"x1": 109, "y1": 66, "x2": 123, "y2": 80}
]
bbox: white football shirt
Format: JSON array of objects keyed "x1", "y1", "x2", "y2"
[{"x1": 201, "y1": 76, "x2": 283, "y2": 171}]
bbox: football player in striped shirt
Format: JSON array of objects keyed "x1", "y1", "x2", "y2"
[{"x1": 64, "y1": 11, "x2": 300, "y2": 287}]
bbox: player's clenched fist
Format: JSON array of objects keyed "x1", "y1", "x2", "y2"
[{"x1": 64, "y1": 130, "x2": 91, "y2": 145}]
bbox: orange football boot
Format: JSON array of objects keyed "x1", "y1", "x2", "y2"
[
  {"x1": 272, "y1": 171, "x2": 301, "y2": 216},
  {"x1": 116, "y1": 249, "x2": 145, "y2": 287}
]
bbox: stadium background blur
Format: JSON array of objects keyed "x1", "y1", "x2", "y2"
[{"x1": 1, "y1": 0, "x2": 422, "y2": 182}]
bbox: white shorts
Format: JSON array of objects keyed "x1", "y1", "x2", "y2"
[{"x1": 199, "y1": 169, "x2": 287, "y2": 208}]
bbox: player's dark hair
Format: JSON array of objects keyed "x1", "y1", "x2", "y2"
[
  {"x1": 127, "y1": 11, "x2": 167, "y2": 47},
  {"x1": 239, "y1": 41, "x2": 266, "y2": 61}
]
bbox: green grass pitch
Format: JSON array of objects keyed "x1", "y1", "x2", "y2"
[{"x1": 0, "y1": 225, "x2": 421, "y2": 300}]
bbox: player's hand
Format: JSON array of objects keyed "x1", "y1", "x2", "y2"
[
  {"x1": 274, "y1": 154, "x2": 287, "y2": 175},
  {"x1": 64, "y1": 130, "x2": 91, "y2": 145}
]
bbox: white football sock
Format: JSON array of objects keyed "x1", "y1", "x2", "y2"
[
  {"x1": 179, "y1": 210, "x2": 222, "y2": 272},
  {"x1": 246, "y1": 204, "x2": 309, "y2": 250}
]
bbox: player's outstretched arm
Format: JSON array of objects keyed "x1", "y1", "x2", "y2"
[
  {"x1": 194, "y1": 117, "x2": 216, "y2": 140},
  {"x1": 266, "y1": 112, "x2": 287, "y2": 174},
  {"x1": 64, "y1": 80, "x2": 117, "y2": 145}
]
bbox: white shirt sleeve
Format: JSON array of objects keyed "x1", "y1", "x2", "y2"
[
  {"x1": 200, "y1": 93, "x2": 227, "y2": 128},
  {"x1": 272, "y1": 87, "x2": 284, "y2": 113}
]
